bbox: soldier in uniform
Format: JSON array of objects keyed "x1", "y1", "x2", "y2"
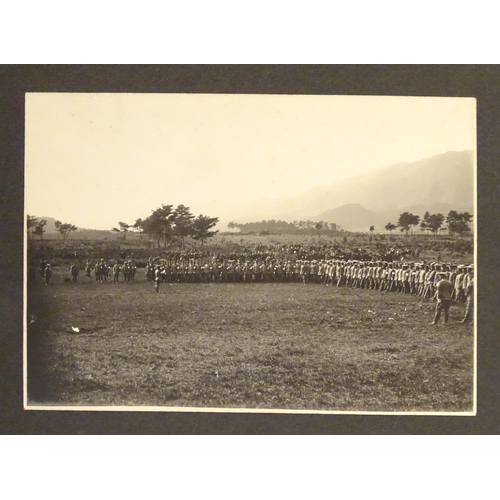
[
  {"x1": 44, "y1": 263, "x2": 53, "y2": 285},
  {"x1": 453, "y1": 265, "x2": 466, "y2": 302},
  {"x1": 227, "y1": 261, "x2": 235, "y2": 282},
  {"x1": 235, "y1": 261, "x2": 242, "y2": 282},
  {"x1": 243, "y1": 261, "x2": 252, "y2": 283},
  {"x1": 85, "y1": 260, "x2": 92, "y2": 278},
  {"x1": 145, "y1": 262, "x2": 154, "y2": 283},
  {"x1": 336, "y1": 261, "x2": 345, "y2": 287},
  {"x1": 409, "y1": 264, "x2": 417, "y2": 295},
  {"x1": 70, "y1": 262, "x2": 79, "y2": 283},
  {"x1": 187, "y1": 260, "x2": 194, "y2": 283},
  {"x1": 103, "y1": 261, "x2": 110, "y2": 281},
  {"x1": 431, "y1": 272, "x2": 453, "y2": 325},
  {"x1": 94, "y1": 261, "x2": 101, "y2": 282},
  {"x1": 285, "y1": 260, "x2": 293, "y2": 282},
  {"x1": 459, "y1": 266, "x2": 474, "y2": 324},
  {"x1": 461, "y1": 265, "x2": 472, "y2": 300},
  {"x1": 113, "y1": 262, "x2": 121, "y2": 283},
  {"x1": 418, "y1": 264, "x2": 427, "y2": 296},
  {"x1": 300, "y1": 260, "x2": 309, "y2": 285},
  {"x1": 448, "y1": 263, "x2": 457, "y2": 288},
  {"x1": 423, "y1": 264, "x2": 437, "y2": 299},
  {"x1": 252, "y1": 260, "x2": 260, "y2": 282},
  {"x1": 203, "y1": 261, "x2": 210, "y2": 283},
  {"x1": 194, "y1": 260, "x2": 202, "y2": 283},
  {"x1": 260, "y1": 260, "x2": 268, "y2": 282},
  {"x1": 154, "y1": 265, "x2": 162, "y2": 293}
]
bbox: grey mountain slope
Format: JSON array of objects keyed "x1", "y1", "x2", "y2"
[
  {"x1": 285, "y1": 150, "x2": 472, "y2": 216},
  {"x1": 313, "y1": 202, "x2": 473, "y2": 231},
  {"x1": 228, "y1": 150, "x2": 473, "y2": 225}
]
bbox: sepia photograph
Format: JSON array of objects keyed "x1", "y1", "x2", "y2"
[{"x1": 24, "y1": 92, "x2": 476, "y2": 414}]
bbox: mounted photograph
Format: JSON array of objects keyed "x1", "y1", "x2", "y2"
[{"x1": 24, "y1": 93, "x2": 476, "y2": 414}]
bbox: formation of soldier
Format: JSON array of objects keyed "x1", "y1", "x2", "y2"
[
  {"x1": 145, "y1": 256, "x2": 473, "y2": 301},
  {"x1": 83, "y1": 259, "x2": 137, "y2": 283},
  {"x1": 32, "y1": 253, "x2": 474, "y2": 324}
]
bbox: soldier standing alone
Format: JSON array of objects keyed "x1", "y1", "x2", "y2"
[
  {"x1": 70, "y1": 262, "x2": 79, "y2": 283},
  {"x1": 44, "y1": 264, "x2": 53, "y2": 285},
  {"x1": 154, "y1": 265, "x2": 162, "y2": 293},
  {"x1": 431, "y1": 272, "x2": 453, "y2": 325}
]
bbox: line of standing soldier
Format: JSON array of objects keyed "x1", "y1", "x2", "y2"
[
  {"x1": 84, "y1": 259, "x2": 137, "y2": 283},
  {"x1": 144, "y1": 257, "x2": 473, "y2": 301}
]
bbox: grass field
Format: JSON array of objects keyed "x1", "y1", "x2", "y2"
[{"x1": 27, "y1": 271, "x2": 474, "y2": 412}]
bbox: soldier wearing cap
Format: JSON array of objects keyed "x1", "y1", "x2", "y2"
[
  {"x1": 300, "y1": 260, "x2": 310, "y2": 285},
  {"x1": 154, "y1": 265, "x2": 162, "y2": 293},
  {"x1": 380, "y1": 263, "x2": 389, "y2": 291},
  {"x1": 277, "y1": 259, "x2": 286, "y2": 282},
  {"x1": 103, "y1": 261, "x2": 110, "y2": 281},
  {"x1": 344, "y1": 261, "x2": 352, "y2": 287},
  {"x1": 448, "y1": 263, "x2": 457, "y2": 288},
  {"x1": 462, "y1": 265, "x2": 472, "y2": 295},
  {"x1": 375, "y1": 262, "x2": 383, "y2": 290},
  {"x1": 431, "y1": 272, "x2": 454, "y2": 325},
  {"x1": 243, "y1": 261, "x2": 251, "y2": 283},
  {"x1": 387, "y1": 263, "x2": 396, "y2": 292},
  {"x1": 453, "y1": 265, "x2": 466, "y2": 302},
  {"x1": 409, "y1": 264, "x2": 417, "y2": 295},
  {"x1": 85, "y1": 260, "x2": 92, "y2": 278},
  {"x1": 423, "y1": 263, "x2": 437, "y2": 299},
  {"x1": 340, "y1": 261, "x2": 347, "y2": 286},
  {"x1": 113, "y1": 261, "x2": 121, "y2": 283},
  {"x1": 145, "y1": 262, "x2": 153, "y2": 283},
  {"x1": 94, "y1": 261, "x2": 101, "y2": 282},
  {"x1": 417, "y1": 264, "x2": 427, "y2": 296},
  {"x1": 44, "y1": 263, "x2": 53, "y2": 285},
  {"x1": 252, "y1": 260, "x2": 260, "y2": 282},
  {"x1": 70, "y1": 262, "x2": 79, "y2": 283},
  {"x1": 459, "y1": 266, "x2": 474, "y2": 324}
]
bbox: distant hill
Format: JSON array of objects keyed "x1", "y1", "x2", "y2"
[
  {"x1": 29, "y1": 216, "x2": 117, "y2": 241},
  {"x1": 313, "y1": 204, "x2": 385, "y2": 231},
  {"x1": 313, "y1": 201, "x2": 474, "y2": 232},
  {"x1": 281, "y1": 150, "x2": 473, "y2": 218},
  {"x1": 228, "y1": 150, "x2": 474, "y2": 230}
]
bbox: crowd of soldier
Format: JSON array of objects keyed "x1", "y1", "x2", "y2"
[
  {"x1": 145, "y1": 257, "x2": 472, "y2": 301},
  {"x1": 31, "y1": 255, "x2": 474, "y2": 325},
  {"x1": 157, "y1": 242, "x2": 420, "y2": 264},
  {"x1": 84, "y1": 259, "x2": 138, "y2": 283},
  {"x1": 32, "y1": 256, "x2": 473, "y2": 304}
]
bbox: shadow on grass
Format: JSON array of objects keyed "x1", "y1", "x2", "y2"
[{"x1": 26, "y1": 284, "x2": 58, "y2": 404}]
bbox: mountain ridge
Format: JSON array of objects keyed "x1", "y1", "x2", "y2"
[
  {"x1": 227, "y1": 150, "x2": 474, "y2": 228},
  {"x1": 312, "y1": 202, "x2": 474, "y2": 232}
]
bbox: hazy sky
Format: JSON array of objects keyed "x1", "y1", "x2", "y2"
[{"x1": 25, "y1": 93, "x2": 475, "y2": 230}]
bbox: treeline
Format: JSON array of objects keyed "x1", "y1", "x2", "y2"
[
  {"x1": 27, "y1": 215, "x2": 77, "y2": 241},
  {"x1": 227, "y1": 219, "x2": 339, "y2": 235},
  {"x1": 385, "y1": 210, "x2": 473, "y2": 236},
  {"x1": 114, "y1": 204, "x2": 219, "y2": 247}
]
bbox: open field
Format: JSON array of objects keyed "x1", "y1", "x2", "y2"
[{"x1": 27, "y1": 270, "x2": 474, "y2": 412}]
